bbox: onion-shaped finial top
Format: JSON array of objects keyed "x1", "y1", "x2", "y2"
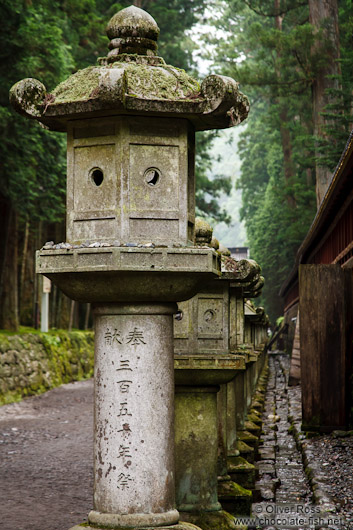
[
  {"x1": 195, "y1": 218, "x2": 213, "y2": 246},
  {"x1": 106, "y1": 5, "x2": 160, "y2": 62}
]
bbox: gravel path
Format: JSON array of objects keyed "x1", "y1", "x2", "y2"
[
  {"x1": 286, "y1": 367, "x2": 353, "y2": 529},
  {"x1": 253, "y1": 353, "x2": 353, "y2": 530},
  {"x1": 0, "y1": 379, "x2": 93, "y2": 530}
]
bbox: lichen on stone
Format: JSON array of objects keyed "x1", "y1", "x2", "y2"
[
  {"x1": 9, "y1": 78, "x2": 47, "y2": 118},
  {"x1": 124, "y1": 62, "x2": 200, "y2": 101},
  {"x1": 48, "y1": 60, "x2": 201, "y2": 107},
  {"x1": 52, "y1": 67, "x2": 101, "y2": 104}
]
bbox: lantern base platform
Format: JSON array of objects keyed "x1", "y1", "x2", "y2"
[
  {"x1": 36, "y1": 246, "x2": 220, "y2": 303},
  {"x1": 69, "y1": 523, "x2": 202, "y2": 530}
]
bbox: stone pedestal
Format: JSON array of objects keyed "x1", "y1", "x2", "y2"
[
  {"x1": 234, "y1": 372, "x2": 246, "y2": 432},
  {"x1": 90, "y1": 303, "x2": 177, "y2": 528},
  {"x1": 175, "y1": 386, "x2": 221, "y2": 513},
  {"x1": 245, "y1": 354, "x2": 256, "y2": 411},
  {"x1": 217, "y1": 380, "x2": 252, "y2": 517},
  {"x1": 174, "y1": 355, "x2": 243, "y2": 530}
]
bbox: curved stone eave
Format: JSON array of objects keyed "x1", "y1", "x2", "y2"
[
  {"x1": 244, "y1": 289, "x2": 262, "y2": 299},
  {"x1": 38, "y1": 97, "x2": 246, "y2": 132}
]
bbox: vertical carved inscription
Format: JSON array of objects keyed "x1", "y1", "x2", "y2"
[{"x1": 100, "y1": 326, "x2": 146, "y2": 491}]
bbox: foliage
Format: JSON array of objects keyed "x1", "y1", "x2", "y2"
[
  {"x1": 211, "y1": 0, "x2": 349, "y2": 321},
  {"x1": 196, "y1": 131, "x2": 232, "y2": 223},
  {"x1": 315, "y1": 0, "x2": 353, "y2": 170},
  {"x1": 0, "y1": 0, "x2": 73, "y2": 222}
]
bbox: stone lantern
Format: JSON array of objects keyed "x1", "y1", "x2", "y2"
[
  {"x1": 10, "y1": 6, "x2": 249, "y2": 530},
  {"x1": 173, "y1": 227, "x2": 263, "y2": 527}
]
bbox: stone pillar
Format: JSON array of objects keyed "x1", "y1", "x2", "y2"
[
  {"x1": 217, "y1": 382, "x2": 252, "y2": 516},
  {"x1": 175, "y1": 386, "x2": 221, "y2": 513},
  {"x1": 89, "y1": 303, "x2": 178, "y2": 529},
  {"x1": 226, "y1": 379, "x2": 238, "y2": 457},
  {"x1": 234, "y1": 372, "x2": 246, "y2": 432},
  {"x1": 174, "y1": 354, "x2": 244, "y2": 530}
]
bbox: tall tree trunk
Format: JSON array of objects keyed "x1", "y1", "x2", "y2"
[
  {"x1": 0, "y1": 202, "x2": 19, "y2": 331},
  {"x1": 19, "y1": 218, "x2": 29, "y2": 316},
  {"x1": 84, "y1": 303, "x2": 91, "y2": 330},
  {"x1": 275, "y1": 1, "x2": 296, "y2": 209},
  {"x1": 308, "y1": 0, "x2": 341, "y2": 207},
  {"x1": 32, "y1": 221, "x2": 42, "y2": 329},
  {"x1": 68, "y1": 300, "x2": 75, "y2": 331}
]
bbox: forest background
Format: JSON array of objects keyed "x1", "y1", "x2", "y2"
[{"x1": 0, "y1": 0, "x2": 352, "y2": 330}]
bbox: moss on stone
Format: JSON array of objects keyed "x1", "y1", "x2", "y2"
[
  {"x1": 195, "y1": 217, "x2": 213, "y2": 246},
  {"x1": 9, "y1": 78, "x2": 47, "y2": 118},
  {"x1": 228, "y1": 456, "x2": 255, "y2": 473},
  {"x1": 52, "y1": 67, "x2": 101, "y2": 104},
  {"x1": 124, "y1": 63, "x2": 200, "y2": 100},
  {"x1": 49, "y1": 60, "x2": 200, "y2": 108},
  {"x1": 181, "y1": 509, "x2": 240, "y2": 530},
  {"x1": 0, "y1": 330, "x2": 94, "y2": 405},
  {"x1": 247, "y1": 412, "x2": 262, "y2": 425},
  {"x1": 219, "y1": 480, "x2": 252, "y2": 499},
  {"x1": 244, "y1": 420, "x2": 261, "y2": 434}
]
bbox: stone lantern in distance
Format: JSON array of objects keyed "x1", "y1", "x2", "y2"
[{"x1": 10, "y1": 6, "x2": 250, "y2": 530}]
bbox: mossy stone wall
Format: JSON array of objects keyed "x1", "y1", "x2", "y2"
[{"x1": 0, "y1": 331, "x2": 94, "y2": 405}]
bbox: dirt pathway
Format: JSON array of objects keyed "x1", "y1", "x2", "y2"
[{"x1": 0, "y1": 379, "x2": 94, "y2": 530}]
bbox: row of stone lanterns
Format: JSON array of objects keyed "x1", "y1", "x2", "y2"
[
  {"x1": 173, "y1": 221, "x2": 268, "y2": 530},
  {"x1": 10, "y1": 5, "x2": 269, "y2": 530}
]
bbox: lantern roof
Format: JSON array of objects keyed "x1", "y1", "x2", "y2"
[{"x1": 10, "y1": 6, "x2": 249, "y2": 132}]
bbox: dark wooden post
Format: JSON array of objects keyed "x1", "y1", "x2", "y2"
[{"x1": 299, "y1": 264, "x2": 353, "y2": 431}]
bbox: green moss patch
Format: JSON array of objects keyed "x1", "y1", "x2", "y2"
[
  {"x1": 52, "y1": 67, "x2": 100, "y2": 103},
  {"x1": 0, "y1": 330, "x2": 94, "y2": 405}
]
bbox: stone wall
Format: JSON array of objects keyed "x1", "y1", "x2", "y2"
[{"x1": 0, "y1": 330, "x2": 94, "y2": 405}]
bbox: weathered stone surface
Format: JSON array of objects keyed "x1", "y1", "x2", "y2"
[
  {"x1": 175, "y1": 385, "x2": 221, "y2": 513},
  {"x1": 177, "y1": 511, "x2": 239, "y2": 530},
  {"x1": 251, "y1": 353, "x2": 313, "y2": 520},
  {"x1": 174, "y1": 355, "x2": 245, "y2": 386},
  {"x1": 218, "y1": 478, "x2": 252, "y2": 515},
  {"x1": 228, "y1": 456, "x2": 255, "y2": 490},
  {"x1": 36, "y1": 246, "x2": 220, "y2": 303},
  {"x1": 236, "y1": 440, "x2": 255, "y2": 464},
  {"x1": 9, "y1": 78, "x2": 46, "y2": 119},
  {"x1": 70, "y1": 523, "x2": 201, "y2": 530},
  {"x1": 92, "y1": 303, "x2": 177, "y2": 525},
  {"x1": 195, "y1": 218, "x2": 213, "y2": 246}
]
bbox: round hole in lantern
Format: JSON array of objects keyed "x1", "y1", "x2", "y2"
[
  {"x1": 144, "y1": 167, "x2": 161, "y2": 187},
  {"x1": 175, "y1": 310, "x2": 183, "y2": 321},
  {"x1": 204, "y1": 309, "x2": 216, "y2": 323},
  {"x1": 90, "y1": 168, "x2": 104, "y2": 186}
]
